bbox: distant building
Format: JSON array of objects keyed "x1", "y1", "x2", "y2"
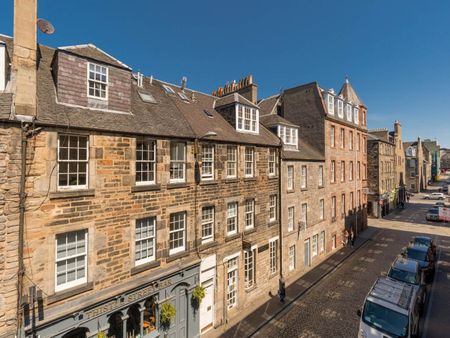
[
  {"x1": 423, "y1": 139, "x2": 440, "y2": 180},
  {"x1": 404, "y1": 138, "x2": 430, "y2": 193},
  {"x1": 367, "y1": 129, "x2": 396, "y2": 217},
  {"x1": 441, "y1": 149, "x2": 450, "y2": 172}
]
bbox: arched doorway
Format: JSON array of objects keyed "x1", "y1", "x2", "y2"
[
  {"x1": 62, "y1": 328, "x2": 89, "y2": 338},
  {"x1": 166, "y1": 284, "x2": 189, "y2": 338},
  {"x1": 107, "y1": 312, "x2": 123, "y2": 338},
  {"x1": 126, "y1": 304, "x2": 141, "y2": 337}
]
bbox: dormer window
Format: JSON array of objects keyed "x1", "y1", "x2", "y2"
[
  {"x1": 236, "y1": 104, "x2": 259, "y2": 133},
  {"x1": 354, "y1": 108, "x2": 359, "y2": 125},
  {"x1": 278, "y1": 125, "x2": 298, "y2": 149},
  {"x1": 345, "y1": 104, "x2": 352, "y2": 122},
  {"x1": 337, "y1": 100, "x2": 344, "y2": 118},
  {"x1": 327, "y1": 94, "x2": 334, "y2": 115},
  {"x1": 88, "y1": 63, "x2": 108, "y2": 99}
]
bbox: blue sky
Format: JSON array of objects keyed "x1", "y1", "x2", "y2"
[{"x1": 1, "y1": 0, "x2": 450, "y2": 147}]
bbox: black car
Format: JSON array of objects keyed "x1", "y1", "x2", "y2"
[
  {"x1": 411, "y1": 236, "x2": 437, "y2": 258},
  {"x1": 402, "y1": 244, "x2": 435, "y2": 283},
  {"x1": 388, "y1": 256, "x2": 427, "y2": 312}
]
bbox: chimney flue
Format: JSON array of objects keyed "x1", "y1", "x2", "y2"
[
  {"x1": 13, "y1": 0, "x2": 37, "y2": 117},
  {"x1": 181, "y1": 76, "x2": 187, "y2": 92}
]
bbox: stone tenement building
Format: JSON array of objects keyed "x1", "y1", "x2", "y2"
[
  {"x1": 441, "y1": 148, "x2": 450, "y2": 172},
  {"x1": 0, "y1": 3, "x2": 282, "y2": 337},
  {"x1": 423, "y1": 139, "x2": 440, "y2": 181},
  {"x1": 258, "y1": 79, "x2": 369, "y2": 282},
  {"x1": 404, "y1": 138, "x2": 430, "y2": 193},
  {"x1": 367, "y1": 129, "x2": 396, "y2": 217},
  {"x1": 259, "y1": 95, "x2": 330, "y2": 284},
  {"x1": 390, "y1": 120, "x2": 406, "y2": 203}
]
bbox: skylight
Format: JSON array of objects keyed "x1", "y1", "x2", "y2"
[
  {"x1": 204, "y1": 110, "x2": 214, "y2": 118},
  {"x1": 178, "y1": 92, "x2": 189, "y2": 102},
  {"x1": 138, "y1": 92, "x2": 157, "y2": 104},
  {"x1": 162, "y1": 84, "x2": 176, "y2": 95}
]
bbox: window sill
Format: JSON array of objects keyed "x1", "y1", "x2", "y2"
[
  {"x1": 300, "y1": 188, "x2": 308, "y2": 191},
  {"x1": 132, "y1": 184, "x2": 161, "y2": 192},
  {"x1": 332, "y1": 217, "x2": 337, "y2": 223},
  {"x1": 131, "y1": 260, "x2": 161, "y2": 275},
  {"x1": 200, "y1": 180, "x2": 218, "y2": 186},
  {"x1": 199, "y1": 241, "x2": 218, "y2": 251},
  {"x1": 166, "y1": 251, "x2": 190, "y2": 263},
  {"x1": 47, "y1": 282, "x2": 94, "y2": 305},
  {"x1": 287, "y1": 189, "x2": 295, "y2": 194},
  {"x1": 49, "y1": 189, "x2": 95, "y2": 200},
  {"x1": 245, "y1": 285, "x2": 257, "y2": 293},
  {"x1": 225, "y1": 178, "x2": 239, "y2": 184},
  {"x1": 167, "y1": 182, "x2": 188, "y2": 189},
  {"x1": 268, "y1": 220, "x2": 278, "y2": 227},
  {"x1": 318, "y1": 186, "x2": 325, "y2": 189},
  {"x1": 244, "y1": 227, "x2": 257, "y2": 235},
  {"x1": 243, "y1": 177, "x2": 257, "y2": 182},
  {"x1": 268, "y1": 175, "x2": 278, "y2": 180},
  {"x1": 225, "y1": 233, "x2": 241, "y2": 242}
]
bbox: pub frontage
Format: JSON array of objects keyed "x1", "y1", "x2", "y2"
[{"x1": 25, "y1": 263, "x2": 200, "y2": 338}]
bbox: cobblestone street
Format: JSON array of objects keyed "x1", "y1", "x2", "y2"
[{"x1": 253, "y1": 191, "x2": 450, "y2": 338}]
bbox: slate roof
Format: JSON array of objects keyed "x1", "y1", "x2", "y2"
[
  {"x1": 0, "y1": 36, "x2": 278, "y2": 146},
  {"x1": 339, "y1": 78, "x2": 365, "y2": 106},
  {"x1": 215, "y1": 92, "x2": 259, "y2": 110},
  {"x1": 258, "y1": 95, "x2": 280, "y2": 116},
  {"x1": 58, "y1": 44, "x2": 131, "y2": 69},
  {"x1": 260, "y1": 114, "x2": 298, "y2": 128}
]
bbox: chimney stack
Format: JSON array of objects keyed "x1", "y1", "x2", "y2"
[
  {"x1": 13, "y1": 0, "x2": 37, "y2": 117},
  {"x1": 212, "y1": 75, "x2": 258, "y2": 104},
  {"x1": 394, "y1": 120, "x2": 401, "y2": 135}
]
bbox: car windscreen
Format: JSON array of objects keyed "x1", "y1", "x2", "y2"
[
  {"x1": 428, "y1": 209, "x2": 438, "y2": 214},
  {"x1": 414, "y1": 238, "x2": 431, "y2": 247},
  {"x1": 388, "y1": 267, "x2": 419, "y2": 285},
  {"x1": 406, "y1": 248, "x2": 427, "y2": 261},
  {"x1": 362, "y1": 301, "x2": 408, "y2": 337}
]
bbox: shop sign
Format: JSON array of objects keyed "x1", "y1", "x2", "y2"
[{"x1": 84, "y1": 279, "x2": 172, "y2": 320}]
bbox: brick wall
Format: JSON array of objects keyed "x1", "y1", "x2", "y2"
[{"x1": 55, "y1": 52, "x2": 131, "y2": 112}]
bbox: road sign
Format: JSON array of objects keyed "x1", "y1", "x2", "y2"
[{"x1": 439, "y1": 207, "x2": 450, "y2": 222}]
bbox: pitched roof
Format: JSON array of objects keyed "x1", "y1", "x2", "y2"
[
  {"x1": 215, "y1": 92, "x2": 259, "y2": 109},
  {"x1": 260, "y1": 114, "x2": 298, "y2": 128},
  {"x1": 339, "y1": 78, "x2": 365, "y2": 106},
  {"x1": 258, "y1": 95, "x2": 280, "y2": 116},
  {"x1": 59, "y1": 44, "x2": 131, "y2": 69}
]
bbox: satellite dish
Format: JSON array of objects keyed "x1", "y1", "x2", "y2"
[{"x1": 37, "y1": 18, "x2": 55, "y2": 35}]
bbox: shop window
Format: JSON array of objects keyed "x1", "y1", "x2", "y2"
[
  {"x1": 143, "y1": 297, "x2": 158, "y2": 335},
  {"x1": 126, "y1": 304, "x2": 141, "y2": 337},
  {"x1": 62, "y1": 328, "x2": 89, "y2": 338}
]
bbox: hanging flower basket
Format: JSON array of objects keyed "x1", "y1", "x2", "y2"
[
  {"x1": 160, "y1": 302, "x2": 176, "y2": 326},
  {"x1": 192, "y1": 285, "x2": 206, "y2": 304}
]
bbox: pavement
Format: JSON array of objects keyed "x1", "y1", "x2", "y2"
[{"x1": 212, "y1": 178, "x2": 450, "y2": 338}]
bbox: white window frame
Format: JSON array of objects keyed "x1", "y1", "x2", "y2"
[
  {"x1": 312, "y1": 234, "x2": 318, "y2": 257},
  {"x1": 236, "y1": 104, "x2": 259, "y2": 134},
  {"x1": 244, "y1": 147, "x2": 254, "y2": 177},
  {"x1": 201, "y1": 206, "x2": 215, "y2": 243},
  {"x1": 340, "y1": 128, "x2": 345, "y2": 149},
  {"x1": 278, "y1": 125, "x2": 298, "y2": 148},
  {"x1": 163, "y1": 84, "x2": 176, "y2": 95},
  {"x1": 287, "y1": 165, "x2": 294, "y2": 190},
  {"x1": 135, "y1": 217, "x2": 156, "y2": 266},
  {"x1": 244, "y1": 247, "x2": 257, "y2": 289},
  {"x1": 320, "y1": 231, "x2": 325, "y2": 253},
  {"x1": 331, "y1": 196, "x2": 336, "y2": 219},
  {"x1": 331, "y1": 161, "x2": 336, "y2": 183},
  {"x1": 226, "y1": 257, "x2": 238, "y2": 309},
  {"x1": 346, "y1": 104, "x2": 352, "y2": 121},
  {"x1": 327, "y1": 94, "x2": 334, "y2": 115},
  {"x1": 350, "y1": 192, "x2": 354, "y2": 210},
  {"x1": 245, "y1": 199, "x2": 255, "y2": 230},
  {"x1": 341, "y1": 193, "x2": 346, "y2": 216},
  {"x1": 227, "y1": 202, "x2": 238, "y2": 236},
  {"x1": 87, "y1": 62, "x2": 108, "y2": 100},
  {"x1": 57, "y1": 134, "x2": 89, "y2": 191},
  {"x1": 269, "y1": 238, "x2": 278, "y2": 274},
  {"x1": 301, "y1": 203, "x2": 307, "y2": 226},
  {"x1": 349, "y1": 161, "x2": 354, "y2": 181},
  {"x1": 318, "y1": 165, "x2": 324, "y2": 187},
  {"x1": 301, "y1": 165, "x2": 307, "y2": 189},
  {"x1": 331, "y1": 126, "x2": 335, "y2": 147},
  {"x1": 136, "y1": 139, "x2": 156, "y2": 185},
  {"x1": 268, "y1": 149, "x2": 277, "y2": 176},
  {"x1": 354, "y1": 107, "x2": 359, "y2": 125},
  {"x1": 269, "y1": 195, "x2": 277, "y2": 222},
  {"x1": 288, "y1": 245, "x2": 296, "y2": 272},
  {"x1": 357, "y1": 133, "x2": 360, "y2": 151},
  {"x1": 227, "y1": 146, "x2": 237, "y2": 178},
  {"x1": 337, "y1": 99, "x2": 344, "y2": 118},
  {"x1": 349, "y1": 131, "x2": 353, "y2": 150},
  {"x1": 169, "y1": 212, "x2": 186, "y2": 255},
  {"x1": 169, "y1": 142, "x2": 186, "y2": 183},
  {"x1": 319, "y1": 199, "x2": 324, "y2": 221},
  {"x1": 201, "y1": 144, "x2": 214, "y2": 180},
  {"x1": 287, "y1": 206, "x2": 294, "y2": 232},
  {"x1": 341, "y1": 161, "x2": 345, "y2": 182},
  {"x1": 55, "y1": 230, "x2": 88, "y2": 292}
]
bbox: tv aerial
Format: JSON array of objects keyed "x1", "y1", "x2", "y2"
[{"x1": 37, "y1": 18, "x2": 55, "y2": 35}]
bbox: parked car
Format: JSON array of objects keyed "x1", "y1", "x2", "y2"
[
  {"x1": 426, "y1": 208, "x2": 440, "y2": 221},
  {"x1": 357, "y1": 277, "x2": 420, "y2": 338},
  {"x1": 424, "y1": 192, "x2": 445, "y2": 200},
  {"x1": 402, "y1": 244, "x2": 435, "y2": 283},
  {"x1": 388, "y1": 256, "x2": 427, "y2": 313},
  {"x1": 435, "y1": 202, "x2": 447, "y2": 207},
  {"x1": 411, "y1": 236, "x2": 437, "y2": 258}
]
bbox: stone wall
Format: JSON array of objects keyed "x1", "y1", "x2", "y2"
[
  {"x1": 17, "y1": 128, "x2": 279, "y2": 335},
  {"x1": 0, "y1": 123, "x2": 22, "y2": 338}
]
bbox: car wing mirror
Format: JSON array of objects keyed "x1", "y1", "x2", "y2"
[{"x1": 356, "y1": 309, "x2": 362, "y2": 317}]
